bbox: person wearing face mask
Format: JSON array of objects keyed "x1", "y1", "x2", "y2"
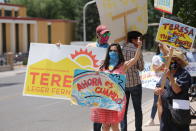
[
  {"x1": 87, "y1": 25, "x2": 110, "y2": 48},
  {"x1": 120, "y1": 31, "x2": 144, "y2": 131},
  {"x1": 91, "y1": 42, "x2": 142, "y2": 131},
  {"x1": 145, "y1": 43, "x2": 169, "y2": 126},
  {"x1": 86, "y1": 25, "x2": 111, "y2": 131},
  {"x1": 154, "y1": 50, "x2": 191, "y2": 131}
]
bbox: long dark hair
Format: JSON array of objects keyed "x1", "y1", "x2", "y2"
[
  {"x1": 100, "y1": 43, "x2": 125, "y2": 71},
  {"x1": 156, "y1": 45, "x2": 160, "y2": 55}
]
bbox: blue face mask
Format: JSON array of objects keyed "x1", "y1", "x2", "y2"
[
  {"x1": 169, "y1": 61, "x2": 178, "y2": 70},
  {"x1": 159, "y1": 53, "x2": 166, "y2": 62},
  {"x1": 109, "y1": 51, "x2": 119, "y2": 70}
]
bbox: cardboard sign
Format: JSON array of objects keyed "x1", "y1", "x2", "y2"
[
  {"x1": 71, "y1": 69, "x2": 126, "y2": 111},
  {"x1": 156, "y1": 17, "x2": 196, "y2": 52},
  {"x1": 140, "y1": 63, "x2": 163, "y2": 89},
  {"x1": 154, "y1": 0, "x2": 173, "y2": 14},
  {"x1": 95, "y1": 0, "x2": 148, "y2": 43},
  {"x1": 185, "y1": 62, "x2": 196, "y2": 76},
  {"x1": 23, "y1": 43, "x2": 106, "y2": 99}
]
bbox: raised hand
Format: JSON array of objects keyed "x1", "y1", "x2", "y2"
[{"x1": 137, "y1": 37, "x2": 142, "y2": 48}]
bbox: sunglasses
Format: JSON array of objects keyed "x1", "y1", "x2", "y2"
[{"x1": 102, "y1": 32, "x2": 111, "y2": 37}]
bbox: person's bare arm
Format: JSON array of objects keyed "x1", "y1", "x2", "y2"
[
  {"x1": 123, "y1": 39, "x2": 142, "y2": 72},
  {"x1": 159, "y1": 44, "x2": 169, "y2": 56},
  {"x1": 86, "y1": 43, "x2": 97, "y2": 47}
]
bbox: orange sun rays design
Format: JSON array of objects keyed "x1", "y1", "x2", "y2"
[{"x1": 70, "y1": 49, "x2": 99, "y2": 68}]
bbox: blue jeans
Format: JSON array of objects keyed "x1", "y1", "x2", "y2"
[
  {"x1": 150, "y1": 94, "x2": 158, "y2": 119},
  {"x1": 93, "y1": 123, "x2": 102, "y2": 131},
  {"x1": 120, "y1": 84, "x2": 143, "y2": 131}
]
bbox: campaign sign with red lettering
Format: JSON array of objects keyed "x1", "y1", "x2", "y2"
[
  {"x1": 23, "y1": 43, "x2": 106, "y2": 99},
  {"x1": 71, "y1": 69, "x2": 126, "y2": 111},
  {"x1": 156, "y1": 17, "x2": 196, "y2": 52}
]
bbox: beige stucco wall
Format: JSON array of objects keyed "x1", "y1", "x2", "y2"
[
  {"x1": 1, "y1": 8, "x2": 4, "y2": 17},
  {"x1": 37, "y1": 21, "x2": 48, "y2": 43},
  {"x1": 51, "y1": 21, "x2": 75, "y2": 45},
  {"x1": 30, "y1": 24, "x2": 36, "y2": 42},
  {"x1": 11, "y1": 8, "x2": 15, "y2": 17},
  {"x1": 18, "y1": 24, "x2": 24, "y2": 52},
  {"x1": 51, "y1": 22, "x2": 65, "y2": 44},
  {"x1": 6, "y1": 23, "x2": 11, "y2": 52},
  {"x1": 65, "y1": 22, "x2": 75, "y2": 45},
  {"x1": 18, "y1": 7, "x2": 27, "y2": 17},
  {"x1": 18, "y1": 24, "x2": 22, "y2": 52}
]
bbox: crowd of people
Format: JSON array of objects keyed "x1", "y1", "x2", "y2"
[{"x1": 88, "y1": 25, "x2": 193, "y2": 131}]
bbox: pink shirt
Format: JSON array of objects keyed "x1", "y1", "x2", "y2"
[{"x1": 102, "y1": 64, "x2": 126, "y2": 75}]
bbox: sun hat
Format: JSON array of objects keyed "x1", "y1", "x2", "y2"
[
  {"x1": 163, "y1": 49, "x2": 188, "y2": 68},
  {"x1": 171, "y1": 50, "x2": 188, "y2": 68}
]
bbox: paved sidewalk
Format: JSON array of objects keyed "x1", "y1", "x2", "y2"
[
  {"x1": 0, "y1": 65, "x2": 27, "y2": 78},
  {"x1": 127, "y1": 99, "x2": 196, "y2": 131}
]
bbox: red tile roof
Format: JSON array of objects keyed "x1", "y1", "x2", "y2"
[{"x1": 0, "y1": 2, "x2": 25, "y2": 7}]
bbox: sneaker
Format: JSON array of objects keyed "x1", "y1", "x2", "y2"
[{"x1": 144, "y1": 119, "x2": 155, "y2": 126}]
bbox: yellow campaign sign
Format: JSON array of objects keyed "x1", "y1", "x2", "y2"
[
  {"x1": 156, "y1": 17, "x2": 196, "y2": 52},
  {"x1": 23, "y1": 43, "x2": 106, "y2": 99}
]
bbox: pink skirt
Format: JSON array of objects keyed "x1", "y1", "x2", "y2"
[{"x1": 90, "y1": 107, "x2": 125, "y2": 124}]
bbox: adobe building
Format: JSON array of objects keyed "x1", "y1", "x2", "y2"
[{"x1": 0, "y1": 3, "x2": 76, "y2": 55}]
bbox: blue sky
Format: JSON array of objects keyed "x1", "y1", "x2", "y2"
[{"x1": 0, "y1": 0, "x2": 4, "y2": 3}]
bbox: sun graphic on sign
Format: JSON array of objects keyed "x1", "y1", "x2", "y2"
[{"x1": 70, "y1": 49, "x2": 99, "y2": 68}]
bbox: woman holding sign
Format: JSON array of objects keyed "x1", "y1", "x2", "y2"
[
  {"x1": 154, "y1": 50, "x2": 191, "y2": 131},
  {"x1": 145, "y1": 43, "x2": 168, "y2": 126},
  {"x1": 91, "y1": 40, "x2": 142, "y2": 131}
]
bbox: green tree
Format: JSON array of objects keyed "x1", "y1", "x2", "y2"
[
  {"x1": 148, "y1": 0, "x2": 196, "y2": 26},
  {"x1": 10, "y1": 0, "x2": 62, "y2": 19},
  {"x1": 174, "y1": 0, "x2": 196, "y2": 27},
  {"x1": 74, "y1": 0, "x2": 100, "y2": 41},
  {"x1": 4, "y1": 0, "x2": 10, "y2": 3}
]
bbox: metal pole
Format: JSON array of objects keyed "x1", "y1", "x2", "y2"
[{"x1": 83, "y1": 0, "x2": 96, "y2": 43}]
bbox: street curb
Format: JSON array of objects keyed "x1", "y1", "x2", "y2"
[{"x1": 0, "y1": 66, "x2": 26, "y2": 78}]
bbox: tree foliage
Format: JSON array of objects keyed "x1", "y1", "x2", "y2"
[
  {"x1": 148, "y1": 0, "x2": 196, "y2": 27},
  {"x1": 174, "y1": 0, "x2": 196, "y2": 27},
  {"x1": 75, "y1": 0, "x2": 100, "y2": 41},
  {"x1": 10, "y1": 0, "x2": 76, "y2": 19}
]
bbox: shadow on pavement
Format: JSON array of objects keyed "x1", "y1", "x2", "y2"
[{"x1": 0, "y1": 82, "x2": 22, "y2": 87}]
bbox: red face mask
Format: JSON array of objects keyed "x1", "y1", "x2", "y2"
[
  {"x1": 98, "y1": 32, "x2": 111, "y2": 44},
  {"x1": 99, "y1": 36, "x2": 109, "y2": 43}
]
